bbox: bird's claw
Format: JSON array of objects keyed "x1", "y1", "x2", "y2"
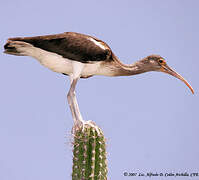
[
  {"x1": 83, "y1": 120, "x2": 101, "y2": 135},
  {"x1": 73, "y1": 119, "x2": 101, "y2": 136}
]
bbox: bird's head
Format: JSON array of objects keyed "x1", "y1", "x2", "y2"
[{"x1": 139, "y1": 54, "x2": 194, "y2": 94}]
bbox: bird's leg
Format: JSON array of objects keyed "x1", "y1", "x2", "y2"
[
  {"x1": 67, "y1": 90, "x2": 77, "y2": 124},
  {"x1": 69, "y1": 77, "x2": 84, "y2": 122},
  {"x1": 67, "y1": 77, "x2": 101, "y2": 135},
  {"x1": 66, "y1": 62, "x2": 100, "y2": 133},
  {"x1": 67, "y1": 77, "x2": 84, "y2": 129}
]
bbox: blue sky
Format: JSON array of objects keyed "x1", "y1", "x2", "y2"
[{"x1": 0, "y1": 0, "x2": 198, "y2": 179}]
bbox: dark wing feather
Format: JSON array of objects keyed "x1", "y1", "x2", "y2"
[{"x1": 8, "y1": 32, "x2": 112, "y2": 63}]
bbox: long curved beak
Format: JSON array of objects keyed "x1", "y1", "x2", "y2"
[{"x1": 160, "y1": 64, "x2": 194, "y2": 94}]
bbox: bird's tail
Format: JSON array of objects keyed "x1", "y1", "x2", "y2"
[{"x1": 4, "y1": 38, "x2": 33, "y2": 56}]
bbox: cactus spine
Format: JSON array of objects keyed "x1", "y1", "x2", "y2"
[{"x1": 72, "y1": 121, "x2": 107, "y2": 180}]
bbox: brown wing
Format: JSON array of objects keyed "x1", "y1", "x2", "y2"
[{"x1": 7, "y1": 32, "x2": 113, "y2": 63}]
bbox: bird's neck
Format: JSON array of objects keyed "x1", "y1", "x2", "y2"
[{"x1": 112, "y1": 56, "x2": 148, "y2": 76}]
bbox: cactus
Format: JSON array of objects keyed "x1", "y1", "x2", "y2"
[{"x1": 72, "y1": 121, "x2": 107, "y2": 180}]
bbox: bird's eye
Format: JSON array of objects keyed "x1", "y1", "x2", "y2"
[{"x1": 158, "y1": 59, "x2": 164, "y2": 64}]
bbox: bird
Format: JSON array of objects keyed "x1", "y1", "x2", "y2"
[{"x1": 4, "y1": 32, "x2": 194, "y2": 128}]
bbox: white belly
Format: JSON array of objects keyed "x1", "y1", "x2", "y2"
[
  {"x1": 24, "y1": 46, "x2": 115, "y2": 77},
  {"x1": 30, "y1": 47, "x2": 72, "y2": 73},
  {"x1": 28, "y1": 46, "x2": 101, "y2": 76}
]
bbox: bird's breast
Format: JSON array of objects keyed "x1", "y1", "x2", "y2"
[{"x1": 76, "y1": 62, "x2": 116, "y2": 77}]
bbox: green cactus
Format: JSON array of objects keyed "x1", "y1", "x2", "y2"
[{"x1": 72, "y1": 121, "x2": 107, "y2": 180}]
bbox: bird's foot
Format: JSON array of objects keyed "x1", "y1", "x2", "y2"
[
  {"x1": 73, "y1": 119, "x2": 101, "y2": 136},
  {"x1": 83, "y1": 120, "x2": 101, "y2": 135}
]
